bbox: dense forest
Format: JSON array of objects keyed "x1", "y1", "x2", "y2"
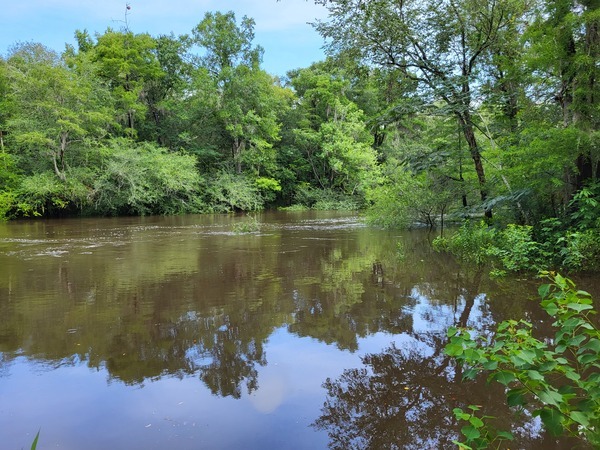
[{"x1": 0, "y1": 1, "x2": 599, "y2": 270}]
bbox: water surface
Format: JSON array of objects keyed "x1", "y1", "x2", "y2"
[{"x1": 0, "y1": 211, "x2": 596, "y2": 449}]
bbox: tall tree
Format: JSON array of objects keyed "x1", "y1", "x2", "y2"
[
  {"x1": 289, "y1": 64, "x2": 380, "y2": 196},
  {"x1": 79, "y1": 29, "x2": 164, "y2": 137},
  {"x1": 314, "y1": 0, "x2": 525, "y2": 218},
  {"x1": 192, "y1": 11, "x2": 262, "y2": 74},
  {"x1": 526, "y1": 0, "x2": 600, "y2": 190},
  {"x1": 191, "y1": 12, "x2": 284, "y2": 175},
  {"x1": 5, "y1": 43, "x2": 113, "y2": 181}
]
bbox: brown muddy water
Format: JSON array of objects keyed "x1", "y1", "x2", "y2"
[{"x1": 0, "y1": 211, "x2": 597, "y2": 449}]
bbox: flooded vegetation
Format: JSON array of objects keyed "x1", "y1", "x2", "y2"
[{"x1": 0, "y1": 211, "x2": 597, "y2": 449}]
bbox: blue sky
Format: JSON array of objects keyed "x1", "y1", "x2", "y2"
[{"x1": 1, "y1": 0, "x2": 329, "y2": 76}]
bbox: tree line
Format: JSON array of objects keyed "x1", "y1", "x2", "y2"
[
  {"x1": 0, "y1": 1, "x2": 599, "y2": 264},
  {"x1": 0, "y1": 11, "x2": 380, "y2": 217}
]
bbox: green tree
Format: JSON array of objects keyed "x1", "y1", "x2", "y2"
[
  {"x1": 5, "y1": 43, "x2": 114, "y2": 182},
  {"x1": 192, "y1": 11, "x2": 262, "y2": 74},
  {"x1": 83, "y1": 29, "x2": 164, "y2": 137},
  {"x1": 288, "y1": 64, "x2": 380, "y2": 200},
  {"x1": 191, "y1": 11, "x2": 284, "y2": 176},
  {"x1": 525, "y1": 0, "x2": 600, "y2": 195},
  {"x1": 315, "y1": 0, "x2": 528, "y2": 218}
]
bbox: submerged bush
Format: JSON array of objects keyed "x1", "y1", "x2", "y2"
[
  {"x1": 491, "y1": 224, "x2": 540, "y2": 272},
  {"x1": 431, "y1": 220, "x2": 600, "y2": 274},
  {"x1": 232, "y1": 214, "x2": 261, "y2": 233},
  {"x1": 432, "y1": 221, "x2": 498, "y2": 267}
]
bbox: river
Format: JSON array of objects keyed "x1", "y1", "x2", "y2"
[{"x1": 0, "y1": 211, "x2": 596, "y2": 449}]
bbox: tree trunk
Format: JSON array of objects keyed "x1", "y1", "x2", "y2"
[
  {"x1": 232, "y1": 138, "x2": 245, "y2": 174},
  {"x1": 52, "y1": 153, "x2": 66, "y2": 182},
  {"x1": 457, "y1": 112, "x2": 492, "y2": 219}
]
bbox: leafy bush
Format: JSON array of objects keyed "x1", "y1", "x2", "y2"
[
  {"x1": 203, "y1": 171, "x2": 264, "y2": 212},
  {"x1": 0, "y1": 190, "x2": 15, "y2": 220},
  {"x1": 366, "y1": 168, "x2": 454, "y2": 229},
  {"x1": 432, "y1": 221, "x2": 497, "y2": 267},
  {"x1": 557, "y1": 229, "x2": 600, "y2": 272},
  {"x1": 434, "y1": 221, "x2": 546, "y2": 273},
  {"x1": 15, "y1": 170, "x2": 92, "y2": 216},
  {"x1": 446, "y1": 273, "x2": 600, "y2": 448},
  {"x1": 254, "y1": 176, "x2": 281, "y2": 204},
  {"x1": 232, "y1": 214, "x2": 261, "y2": 233},
  {"x1": 293, "y1": 184, "x2": 361, "y2": 211},
  {"x1": 365, "y1": 184, "x2": 412, "y2": 228},
  {"x1": 492, "y1": 224, "x2": 540, "y2": 272},
  {"x1": 93, "y1": 139, "x2": 202, "y2": 215},
  {"x1": 569, "y1": 182, "x2": 600, "y2": 230}
]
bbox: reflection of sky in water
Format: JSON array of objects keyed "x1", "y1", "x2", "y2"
[
  {"x1": 1, "y1": 326, "x2": 403, "y2": 450},
  {"x1": 408, "y1": 286, "x2": 493, "y2": 334}
]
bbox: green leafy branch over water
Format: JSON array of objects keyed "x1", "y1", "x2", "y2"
[{"x1": 446, "y1": 272, "x2": 600, "y2": 449}]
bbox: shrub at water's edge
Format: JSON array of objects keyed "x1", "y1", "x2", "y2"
[{"x1": 433, "y1": 220, "x2": 600, "y2": 274}]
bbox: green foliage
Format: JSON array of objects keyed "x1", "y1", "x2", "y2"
[
  {"x1": 287, "y1": 65, "x2": 380, "y2": 201},
  {"x1": 6, "y1": 43, "x2": 114, "y2": 181},
  {"x1": 203, "y1": 171, "x2": 264, "y2": 212},
  {"x1": 366, "y1": 165, "x2": 456, "y2": 229},
  {"x1": 569, "y1": 182, "x2": 600, "y2": 230},
  {"x1": 556, "y1": 229, "x2": 600, "y2": 272},
  {"x1": 488, "y1": 224, "x2": 540, "y2": 272},
  {"x1": 452, "y1": 405, "x2": 514, "y2": 449},
  {"x1": 192, "y1": 11, "x2": 262, "y2": 71},
  {"x1": 1, "y1": 2, "x2": 599, "y2": 226},
  {"x1": 446, "y1": 273, "x2": 600, "y2": 448},
  {"x1": 534, "y1": 217, "x2": 600, "y2": 272},
  {"x1": 15, "y1": 170, "x2": 92, "y2": 216},
  {"x1": 0, "y1": 152, "x2": 19, "y2": 188},
  {"x1": 432, "y1": 221, "x2": 589, "y2": 273},
  {"x1": 0, "y1": 190, "x2": 15, "y2": 220},
  {"x1": 0, "y1": 152, "x2": 20, "y2": 220},
  {"x1": 293, "y1": 184, "x2": 361, "y2": 211},
  {"x1": 93, "y1": 139, "x2": 202, "y2": 215},
  {"x1": 366, "y1": 183, "x2": 412, "y2": 229},
  {"x1": 86, "y1": 29, "x2": 163, "y2": 136},
  {"x1": 433, "y1": 221, "x2": 498, "y2": 267},
  {"x1": 30, "y1": 430, "x2": 40, "y2": 450},
  {"x1": 231, "y1": 214, "x2": 261, "y2": 233},
  {"x1": 254, "y1": 177, "x2": 281, "y2": 204}
]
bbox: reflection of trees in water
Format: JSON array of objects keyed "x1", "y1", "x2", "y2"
[
  {"x1": 315, "y1": 341, "x2": 466, "y2": 449},
  {"x1": 313, "y1": 269, "x2": 584, "y2": 450},
  {"x1": 1, "y1": 220, "x2": 571, "y2": 414},
  {"x1": 187, "y1": 314, "x2": 267, "y2": 399},
  {"x1": 313, "y1": 336, "x2": 560, "y2": 449},
  {"x1": 102, "y1": 302, "x2": 272, "y2": 397}
]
